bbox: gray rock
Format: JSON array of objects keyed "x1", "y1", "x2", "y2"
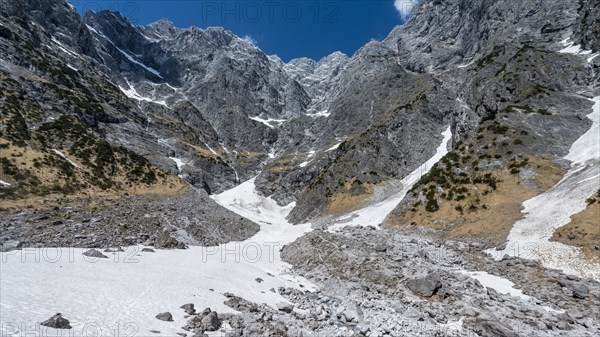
[
  {"x1": 82, "y1": 249, "x2": 109, "y2": 259},
  {"x1": 0, "y1": 240, "x2": 22, "y2": 252},
  {"x1": 141, "y1": 248, "x2": 155, "y2": 252},
  {"x1": 180, "y1": 303, "x2": 196, "y2": 315},
  {"x1": 557, "y1": 279, "x2": 589, "y2": 299},
  {"x1": 200, "y1": 311, "x2": 220, "y2": 331},
  {"x1": 406, "y1": 273, "x2": 442, "y2": 297},
  {"x1": 40, "y1": 313, "x2": 72, "y2": 329},
  {"x1": 475, "y1": 319, "x2": 518, "y2": 337},
  {"x1": 276, "y1": 302, "x2": 294, "y2": 313},
  {"x1": 155, "y1": 312, "x2": 173, "y2": 322}
]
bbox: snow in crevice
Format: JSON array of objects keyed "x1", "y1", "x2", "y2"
[
  {"x1": 114, "y1": 46, "x2": 163, "y2": 79},
  {"x1": 50, "y1": 37, "x2": 81, "y2": 59},
  {"x1": 118, "y1": 82, "x2": 169, "y2": 107},
  {"x1": 249, "y1": 116, "x2": 286, "y2": 128},
  {"x1": 202, "y1": 142, "x2": 218, "y2": 156},
  {"x1": 457, "y1": 58, "x2": 476, "y2": 69},
  {"x1": 325, "y1": 142, "x2": 342, "y2": 152},
  {"x1": 51, "y1": 149, "x2": 80, "y2": 168},
  {"x1": 169, "y1": 156, "x2": 187, "y2": 177},
  {"x1": 328, "y1": 126, "x2": 453, "y2": 231},
  {"x1": 85, "y1": 24, "x2": 163, "y2": 79},
  {"x1": 306, "y1": 110, "x2": 331, "y2": 118},
  {"x1": 0, "y1": 180, "x2": 10, "y2": 187},
  {"x1": 298, "y1": 150, "x2": 316, "y2": 168},
  {"x1": 490, "y1": 97, "x2": 600, "y2": 280},
  {"x1": 66, "y1": 64, "x2": 79, "y2": 71}
]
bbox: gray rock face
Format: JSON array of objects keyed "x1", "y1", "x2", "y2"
[
  {"x1": 406, "y1": 274, "x2": 443, "y2": 297},
  {"x1": 40, "y1": 313, "x2": 72, "y2": 329},
  {"x1": 155, "y1": 312, "x2": 173, "y2": 321}
]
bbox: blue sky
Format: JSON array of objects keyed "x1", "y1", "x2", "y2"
[{"x1": 69, "y1": 1, "x2": 416, "y2": 61}]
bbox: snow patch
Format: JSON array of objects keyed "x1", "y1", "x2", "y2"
[
  {"x1": 325, "y1": 142, "x2": 342, "y2": 152},
  {"x1": 307, "y1": 110, "x2": 331, "y2": 118},
  {"x1": 559, "y1": 38, "x2": 595, "y2": 59},
  {"x1": 457, "y1": 59, "x2": 476, "y2": 69},
  {"x1": 50, "y1": 37, "x2": 80, "y2": 58},
  {"x1": 119, "y1": 84, "x2": 168, "y2": 107},
  {"x1": 66, "y1": 64, "x2": 79, "y2": 71},
  {"x1": 490, "y1": 97, "x2": 600, "y2": 280},
  {"x1": 86, "y1": 24, "x2": 163, "y2": 79},
  {"x1": 169, "y1": 157, "x2": 187, "y2": 175},
  {"x1": 203, "y1": 142, "x2": 218, "y2": 156},
  {"x1": 85, "y1": 24, "x2": 104, "y2": 38},
  {"x1": 115, "y1": 46, "x2": 163, "y2": 79},
  {"x1": 328, "y1": 126, "x2": 452, "y2": 231},
  {"x1": 459, "y1": 270, "x2": 529, "y2": 300},
  {"x1": 0, "y1": 180, "x2": 10, "y2": 187},
  {"x1": 51, "y1": 149, "x2": 80, "y2": 168},
  {"x1": 249, "y1": 116, "x2": 286, "y2": 128},
  {"x1": 298, "y1": 150, "x2": 316, "y2": 167}
]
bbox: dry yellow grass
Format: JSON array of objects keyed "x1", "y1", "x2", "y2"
[
  {"x1": 386, "y1": 157, "x2": 565, "y2": 244},
  {"x1": 1, "y1": 143, "x2": 188, "y2": 209},
  {"x1": 325, "y1": 179, "x2": 374, "y2": 215},
  {"x1": 550, "y1": 202, "x2": 600, "y2": 262}
]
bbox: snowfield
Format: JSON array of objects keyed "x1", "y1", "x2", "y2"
[
  {"x1": 328, "y1": 126, "x2": 453, "y2": 231},
  {"x1": 490, "y1": 97, "x2": 600, "y2": 280},
  {"x1": 0, "y1": 179, "x2": 315, "y2": 337}
]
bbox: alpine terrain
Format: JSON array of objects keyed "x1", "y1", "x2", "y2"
[{"x1": 0, "y1": 0, "x2": 599, "y2": 336}]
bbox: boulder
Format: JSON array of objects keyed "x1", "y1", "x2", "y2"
[
  {"x1": 276, "y1": 302, "x2": 294, "y2": 313},
  {"x1": 156, "y1": 312, "x2": 174, "y2": 321},
  {"x1": 200, "y1": 311, "x2": 220, "y2": 331},
  {"x1": 40, "y1": 313, "x2": 72, "y2": 329},
  {"x1": 82, "y1": 249, "x2": 108, "y2": 259},
  {"x1": 406, "y1": 273, "x2": 442, "y2": 297},
  {"x1": 557, "y1": 279, "x2": 589, "y2": 299},
  {"x1": 155, "y1": 233, "x2": 187, "y2": 249},
  {"x1": 180, "y1": 303, "x2": 196, "y2": 315},
  {"x1": 475, "y1": 319, "x2": 518, "y2": 337}
]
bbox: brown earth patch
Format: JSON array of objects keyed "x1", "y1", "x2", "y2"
[
  {"x1": 385, "y1": 157, "x2": 565, "y2": 245},
  {"x1": 550, "y1": 200, "x2": 600, "y2": 263}
]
